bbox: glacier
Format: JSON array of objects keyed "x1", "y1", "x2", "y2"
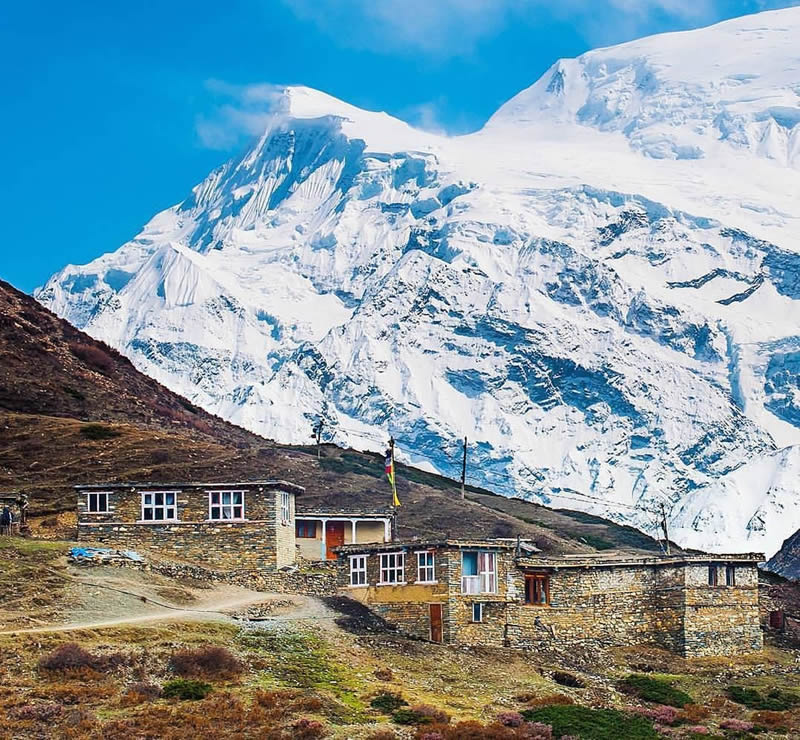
[{"x1": 37, "y1": 9, "x2": 800, "y2": 557}]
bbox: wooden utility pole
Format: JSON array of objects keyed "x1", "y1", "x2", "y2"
[
  {"x1": 460, "y1": 436, "x2": 467, "y2": 499},
  {"x1": 660, "y1": 503, "x2": 671, "y2": 556},
  {"x1": 312, "y1": 420, "x2": 324, "y2": 459}
]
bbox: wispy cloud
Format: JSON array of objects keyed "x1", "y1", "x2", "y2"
[
  {"x1": 278, "y1": 0, "x2": 728, "y2": 55},
  {"x1": 195, "y1": 80, "x2": 287, "y2": 150}
]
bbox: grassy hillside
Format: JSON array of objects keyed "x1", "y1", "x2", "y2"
[{"x1": 0, "y1": 278, "x2": 662, "y2": 553}]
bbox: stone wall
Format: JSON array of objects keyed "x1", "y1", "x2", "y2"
[
  {"x1": 337, "y1": 545, "x2": 764, "y2": 657},
  {"x1": 77, "y1": 483, "x2": 298, "y2": 572},
  {"x1": 683, "y1": 564, "x2": 762, "y2": 656},
  {"x1": 505, "y1": 564, "x2": 686, "y2": 654}
]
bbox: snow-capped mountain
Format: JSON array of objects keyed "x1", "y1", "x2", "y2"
[{"x1": 37, "y1": 9, "x2": 800, "y2": 557}]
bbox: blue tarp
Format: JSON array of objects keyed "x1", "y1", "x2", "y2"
[{"x1": 69, "y1": 547, "x2": 144, "y2": 563}]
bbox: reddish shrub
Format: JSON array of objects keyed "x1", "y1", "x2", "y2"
[
  {"x1": 752, "y1": 710, "x2": 789, "y2": 728},
  {"x1": 38, "y1": 643, "x2": 125, "y2": 673},
  {"x1": 168, "y1": 645, "x2": 243, "y2": 678},
  {"x1": 720, "y1": 718, "x2": 754, "y2": 732},
  {"x1": 628, "y1": 704, "x2": 680, "y2": 725},
  {"x1": 367, "y1": 731, "x2": 399, "y2": 740},
  {"x1": 682, "y1": 704, "x2": 711, "y2": 723},
  {"x1": 292, "y1": 717, "x2": 326, "y2": 739},
  {"x1": 374, "y1": 667, "x2": 394, "y2": 681},
  {"x1": 121, "y1": 682, "x2": 162, "y2": 705},
  {"x1": 684, "y1": 727, "x2": 709, "y2": 735},
  {"x1": 497, "y1": 711, "x2": 525, "y2": 727},
  {"x1": 409, "y1": 704, "x2": 450, "y2": 725},
  {"x1": 9, "y1": 703, "x2": 63, "y2": 722},
  {"x1": 70, "y1": 342, "x2": 115, "y2": 374}
]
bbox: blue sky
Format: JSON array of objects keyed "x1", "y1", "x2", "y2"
[{"x1": 1, "y1": 0, "x2": 795, "y2": 293}]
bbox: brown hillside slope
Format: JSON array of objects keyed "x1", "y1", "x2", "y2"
[{"x1": 0, "y1": 279, "x2": 660, "y2": 553}]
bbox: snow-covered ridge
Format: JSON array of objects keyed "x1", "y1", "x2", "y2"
[{"x1": 37, "y1": 7, "x2": 800, "y2": 557}]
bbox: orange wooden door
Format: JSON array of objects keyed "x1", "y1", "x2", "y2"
[
  {"x1": 429, "y1": 604, "x2": 443, "y2": 643},
  {"x1": 325, "y1": 521, "x2": 345, "y2": 559}
]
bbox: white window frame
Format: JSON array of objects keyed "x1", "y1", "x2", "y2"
[
  {"x1": 461, "y1": 551, "x2": 497, "y2": 594},
  {"x1": 472, "y1": 602, "x2": 484, "y2": 623},
  {"x1": 86, "y1": 492, "x2": 110, "y2": 514},
  {"x1": 280, "y1": 491, "x2": 291, "y2": 525},
  {"x1": 208, "y1": 490, "x2": 245, "y2": 521},
  {"x1": 416, "y1": 550, "x2": 436, "y2": 583},
  {"x1": 140, "y1": 491, "x2": 178, "y2": 522},
  {"x1": 349, "y1": 554, "x2": 368, "y2": 587},
  {"x1": 378, "y1": 551, "x2": 405, "y2": 585}
]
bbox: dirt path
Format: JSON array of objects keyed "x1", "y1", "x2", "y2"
[{"x1": 0, "y1": 591, "x2": 279, "y2": 635}]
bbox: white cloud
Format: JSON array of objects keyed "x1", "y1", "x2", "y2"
[
  {"x1": 196, "y1": 80, "x2": 286, "y2": 150},
  {"x1": 278, "y1": 0, "x2": 728, "y2": 55}
]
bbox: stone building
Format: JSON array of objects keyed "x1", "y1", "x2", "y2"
[
  {"x1": 295, "y1": 509, "x2": 394, "y2": 561},
  {"x1": 336, "y1": 539, "x2": 764, "y2": 657},
  {"x1": 76, "y1": 481, "x2": 303, "y2": 572}
]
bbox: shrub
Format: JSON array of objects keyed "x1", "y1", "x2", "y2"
[
  {"x1": 497, "y1": 711, "x2": 525, "y2": 727},
  {"x1": 70, "y1": 342, "x2": 115, "y2": 374},
  {"x1": 9, "y1": 703, "x2": 63, "y2": 722},
  {"x1": 393, "y1": 708, "x2": 434, "y2": 726},
  {"x1": 161, "y1": 678, "x2": 213, "y2": 701},
  {"x1": 552, "y1": 671, "x2": 586, "y2": 688},
  {"x1": 371, "y1": 692, "x2": 409, "y2": 713},
  {"x1": 292, "y1": 718, "x2": 326, "y2": 739},
  {"x1": 80, "y1": 423, "x2": 122, "y2": 440},
  {"x1": 526, "y1": 694, "x2": 574, "y2": 707},
  {"x1": 409, "y1": 705, "x2": 450, "y2": 725},
  {"x1": 168, "y1": 645, "x2": 243, "y2": 678},
  {"x1": 621, "y1": 674, "x2": 693, "y2": 708},
  {"x1": 38, "y1": 642, "x2": 124, "y2": 673},
  {"x1": 374, "y1": 667, "x2": 394, "y2": 681},
  {"x1": 367, "y1": 731, "x2": 399, "y2": 740},
  {"x1": 522, "y1": 705, "x2": 659, "y2": 740},
  {"x1": 684, "y1": 727, "x2": 709, "y2": 736},
  {"x1": 683, "y1": 704, "x2": 711, "y2": 723},
  {"x1": 628, "y1": 705, "x2": 680, "y2": 726},
  {"x1": 726, "y1": 686, "x2": 800, "y2": 711},
  {"x1": 121, "y1": 682, "x2": 161, "y2": 705},
  {"x1": 720, "y1": 718, "x2": 754, "y2": 732},
  {"x1": 751, "y1": 710, "x2": 789, "y2": 728}
]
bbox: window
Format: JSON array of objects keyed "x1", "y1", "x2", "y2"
[
  {"x1": 416, "y1": 551, "x2": 436, "y2": 583},
  {"x1": 472, "y1": 603, "x2": 484, "y2": 623},
  {"x1": 296, "y1": 521, "x2": 317, "y2": 538},
  {"x1": 461, "y1": 551, "x2": 497, "y2": 594},
  {"x1": 87, "y1": 492, "x2": 109, "y2": 513},
  {"x1": 708, "y1": 565, "x2": 719, "y2": 586},
  {"x1": 726, "y1": 565, "x2": 736, "y2": 586},
  {"x1": 379, "y1": 552, "x2": 405, "y2": 584},
  {"x1": 209, "y1": 490, "x2": 244, "y2": 520},
  {"x1": 141, "y1": 491, "x2": 176, "y2": 521},
  {"x1": 350, "y1": 555, "x2": 367, "y2": 586},
  {"x1": 280, "y1": 491, "x2": 290, "y2": 524},
  {"x1": 524, "y1": 574, "x2": 550, "y2": 606}
]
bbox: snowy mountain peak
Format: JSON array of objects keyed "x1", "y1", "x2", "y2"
[
  {"x1": 37, "y1": 8, "x2": 800, "y2": 559},
  {"x1": 487, "y1": 7, "x2": 800, "y2": 166}
]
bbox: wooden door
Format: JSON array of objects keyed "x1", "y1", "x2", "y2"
[
  {"x1": 429, "y1": 604, "x2": 443, "y2": 643},
  {"x1": 325, "y1": 521, "x2": 345, "y2": 560}
]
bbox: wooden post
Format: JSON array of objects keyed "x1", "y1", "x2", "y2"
[
  {"x1": 460, "y1": 436, "x2": 467, "y2": 499},
  {"x1": 660, "y1": 503, "x2": 671, "y2": 556}
]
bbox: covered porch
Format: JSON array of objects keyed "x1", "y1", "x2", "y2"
[{"x1": 295, "y1": 511, "x2": 394, "y2": 561}]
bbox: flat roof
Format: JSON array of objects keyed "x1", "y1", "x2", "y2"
[
  {"x1": 75, "y1": 480, "x2": 304, "y2": 495},
  {"x1": 336, "y1": 538, "x2": 539, "y2": 554},
  {"x1": 516, "y1": 552, "x2": 765, "y2": 569},
  {"x1": 297, "y1": 510, "x2": 394, "y2": 519}
]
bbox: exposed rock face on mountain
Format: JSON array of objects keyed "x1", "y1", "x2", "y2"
[{"x1": 37, "y1": 9, "x2": 800, "y2": 556}]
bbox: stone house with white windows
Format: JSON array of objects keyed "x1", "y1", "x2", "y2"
[
  {"x1": 76, "y1": 481, "x2": 302, "y2": 571},
  {"x1": 336, "y1": 539, "x2": 765, "y2": 657}
]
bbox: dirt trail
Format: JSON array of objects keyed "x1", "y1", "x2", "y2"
[
  {"x1": 0, "y1": 592, "x2": 278, "y2": 635},
  {"x1": 0, "y1": 560, "x2": 336, "y2": 635}
]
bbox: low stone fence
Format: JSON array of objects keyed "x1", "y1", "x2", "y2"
[{"x1": 108, "y1": 554, "x2": 340, "y2": 597}]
